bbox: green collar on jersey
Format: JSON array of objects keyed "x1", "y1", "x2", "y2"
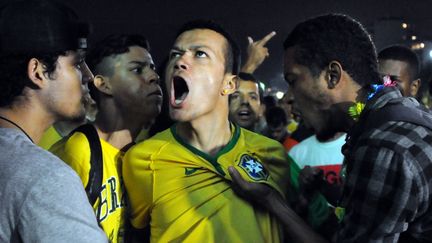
[{"x1": 170, "y1": 123, "x2": 241, "y2": 176}]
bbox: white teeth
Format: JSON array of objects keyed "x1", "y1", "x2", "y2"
[{"x1": 174, "y1": 92, "x2": 188, "y2": 105}]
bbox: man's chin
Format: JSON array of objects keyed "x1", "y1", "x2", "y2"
[
  {"x1": 57, "y1": 108, "x2": 86, "y2": 124},
  {"x1": 169, "y1": 110, "x2": 188, "y2": 122},
  {"x1": 236, "y1": 120, "x2": 254, "y2": 130}
]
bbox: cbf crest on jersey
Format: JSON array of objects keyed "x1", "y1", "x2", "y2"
[{"x1": 238, "y1": 154, "x2": 269, "y2": 181}]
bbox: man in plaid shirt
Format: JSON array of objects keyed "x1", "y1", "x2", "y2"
[
  {"x1": 338, "y1": 86, "x2": 432, "y2": 242},
  {"x1": 228, "y1": 13, "x2": 432, "y2": 242}
]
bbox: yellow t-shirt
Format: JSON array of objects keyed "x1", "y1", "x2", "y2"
[
  {"x1": 123, "y1": 124, "x2": 290, "y2": 242},
  {"x1": 50, "y1": 130, "x2": 126, "y2": 243},
  {"x1": 38, "y1": 125, "x2": 63, "y2": 150},
  {"x1": 287, "y1": 120, "x2": 299, "y2": 134}
]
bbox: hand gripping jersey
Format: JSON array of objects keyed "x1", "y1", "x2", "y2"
[
  {"x1": 50, "y1": 127, "x2": 126, "y2": 243},
  {"x1": 123, "y1": 124, "x2": 291, "y2": 242}
]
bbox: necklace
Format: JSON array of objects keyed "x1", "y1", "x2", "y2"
[
  {"x1": 348, "y1": 75, "x2": 397, "y2": 121},
  {"x1": 0, "y1": 115, "x2": 34, "y2": 143}
]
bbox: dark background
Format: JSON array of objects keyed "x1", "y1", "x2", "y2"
[{"x1": 6, "y1": 0, "x2": 432, "y2": 92}]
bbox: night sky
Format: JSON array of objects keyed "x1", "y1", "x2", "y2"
[{"x1": 5, "y1": 0, "x2": 432, "y2": 90}]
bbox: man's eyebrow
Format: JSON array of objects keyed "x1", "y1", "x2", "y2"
[
  {"x1": 128, "y1": 61, "x2": 149, "y2": 65},
  {"x1": 171, "y1": 46, "x2": 183, "y2": 51}
]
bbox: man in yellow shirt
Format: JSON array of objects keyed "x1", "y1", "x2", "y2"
[
  {"x1": 51, "y1": 34, "x2": 162, "y2": 243},
  {"x1": 123, "y1": 20, "x2": 291, "y2": 242}
]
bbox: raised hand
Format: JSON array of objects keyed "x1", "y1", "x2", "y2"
[{"x1": 241, "y1": 31, "x2": 276, "y2": 73}]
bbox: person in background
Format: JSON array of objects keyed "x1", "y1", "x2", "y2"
[
  {"x1": 264, "y1": 106, "x2": 291, "y2": 148},
  {"x1": 378, "y1": 44, "x2": 421, "y2": 98},
  {"x1": 229, "y1": 72, "x2": 264, "y2": 132},
  {"x1": 279, "y1": 90, "x2": 298, "y2": 134},
  {"x1": 289, "y1": 132, "x2": 346, "y2": 208}
]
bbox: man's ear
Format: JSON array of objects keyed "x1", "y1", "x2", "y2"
[
  {"x1": 221, "y1": 74, "x2": 237, "y2": 96},
  {"x1": 326, "y1": 61, "x2": 342, "y2": 89},
  {"x1": 27, "y1": 58, "x2": 48, "y2": 89},
  {"x1": 93, "y1": 75, "x2": 113, "y2": 95},
  {"x1": 410, "y1": 78, "x2": 421, "y2": 97}
]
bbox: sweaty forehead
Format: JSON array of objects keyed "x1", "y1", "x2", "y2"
[
  {"x1": 378, "y1": 59, "x2": 409, "y2": 74},
  {"x1": 174, "y1": 29, "x2": 227, "y2": 53},
  {"x1": 238, "y1": 80, "x2": 259, "y2": 93}
]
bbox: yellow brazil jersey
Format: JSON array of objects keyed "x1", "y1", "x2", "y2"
[
  {"x1": 38, "y1": 125, "x2": 63, "y2": 150},
  {"x1": 50, "y1": 131, "x2": 126, "y2": 243},
  {"x1": 123, "y1": 124, "x2": 291, "y2": 243}
]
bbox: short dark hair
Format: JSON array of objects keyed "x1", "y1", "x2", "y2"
[
  {"x1": 86, "y1": 34, "x2": 150, "y2": 74},
  {"x1": 378, "y1": 45, "x2": 420, "y2": 80},
  {"x1": 283, "y1": 14, "x2": 380, "y2": 87},
  {"x1": 175, "y1": 19, "x2": 240, "y2": 75},
  {"x1": 0, "y1": 51, "x2": 67, "y2": 107},
  {"x1": 237, "y1": 72, "x2": 264, "y2": 102},
  {"x1": 85, "y1": 34, "x2": 150, "y2": 104}
]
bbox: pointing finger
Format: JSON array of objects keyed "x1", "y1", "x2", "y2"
[{"x1": 257, "y1": 31, "x2": 276, "y2": 46}]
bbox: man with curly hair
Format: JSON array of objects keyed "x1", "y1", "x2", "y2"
[{"x1": 230, "y1": 14, "x2": 432, "y2": 242}]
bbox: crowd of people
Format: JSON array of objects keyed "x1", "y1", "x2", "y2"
[{"x1": 1, "y1": 0, "x2": 431, "y2": 242}]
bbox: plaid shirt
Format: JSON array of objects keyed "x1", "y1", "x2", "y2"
[{"x1": 337, "y1": 87, "x2": 432, "y2": 242}]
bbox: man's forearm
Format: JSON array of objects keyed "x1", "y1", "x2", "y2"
[{"x1": 266, "y1": 191, "x2": 328, "y2": 243}]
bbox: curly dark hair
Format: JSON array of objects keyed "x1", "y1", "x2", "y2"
[
  {"x1": 175, "y1": 19, "x2": 240, "y2": 75},
  {"x1": 283, "y1": 14, "x2": 380, "y2": 87},
  {"x1": 85, "y1": 34, "x2": 150, "y2": 104},
  {"x1": 0, "y1": 51, "x2": 66, "y2": 107}
]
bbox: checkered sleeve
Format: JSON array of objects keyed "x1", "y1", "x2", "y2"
[{"x1": 337, "y1": 143, "x2": 423, "y2": 242}]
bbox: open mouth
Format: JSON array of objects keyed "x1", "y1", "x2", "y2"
[
  {"x1": 173, "y1": 76, "x2": 189, "y2": 105},
  {"x1": 238, "y1": 110, "x2": 250, "y2": 116},
  {"x1": 237, "y1": 108, "x2": 252, "y2": 119}
]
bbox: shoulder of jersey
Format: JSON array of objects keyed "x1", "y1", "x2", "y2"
[
  {"x1": 50, "y1": 130, "x2": 89, "y2": 152},
  {"x1": 241, "y1": 128, "x2": 284, "y2": 149},
  {"x1": 128, "y1": 128, "x2": 174, "y2": 152}
]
